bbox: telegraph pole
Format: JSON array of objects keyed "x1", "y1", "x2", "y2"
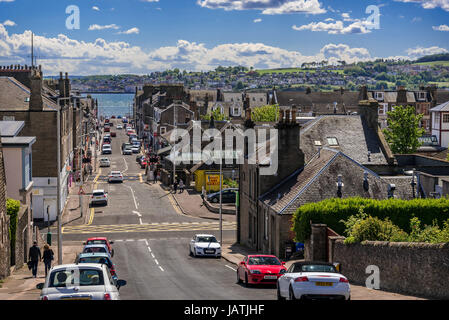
[{"x1": 79, "y1": 102, "x2": 83, "y2": 217}]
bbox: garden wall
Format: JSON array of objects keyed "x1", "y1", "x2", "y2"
[{"x1": 331, "y1": 239, "x2": 449, "y2": 299}]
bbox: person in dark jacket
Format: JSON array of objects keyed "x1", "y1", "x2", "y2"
[
  {"x1": 28, "y1": 241, "x2": 41, "y2": 278},
  {"x1": 42, "y1": 244, "x2": 54, "y2": 277}
]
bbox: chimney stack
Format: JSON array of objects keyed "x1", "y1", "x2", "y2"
[{"x1": 29, "y1": 69, "x2": 43, "y2": 111}]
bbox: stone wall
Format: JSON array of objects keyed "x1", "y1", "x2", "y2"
[
  {"x1": 0, "y1": 141, "x2": 10, "y2": 279},
  {"x1": 331, "y1": 239, "x2": 449, "y2": 299},
  {"x1": 13, "y1": 205, "x2": 30, "y2": 270}
]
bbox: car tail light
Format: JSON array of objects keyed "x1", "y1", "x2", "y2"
[
  {"x1": 103, "y1": 293, "x2": 112, "y2": 300},
  {"x1": 339, "y1": 277, "x2": 349, "y2": 283},
  {"x1": 294, "y1": 276, "x2": 309, "y2": 282},
  {"x1": 42, "y1": 296, "x2": 49, "y2": 301}
]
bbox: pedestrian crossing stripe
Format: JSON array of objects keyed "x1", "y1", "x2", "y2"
[{"x1": 62, "y1": 221, "x2": 237, "y2": 235}]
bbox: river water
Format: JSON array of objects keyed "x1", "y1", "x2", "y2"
[{"x1": 88, "y1": 93, "x2": 134, "y2": 119}]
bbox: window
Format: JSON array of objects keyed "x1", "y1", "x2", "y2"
[
  {"x1": 375, "y1": 92, "x2": 384, "y2": 101},
  {"x1": 435, "y1": 113, "x2": 440, "y2": 126},
  {"x1": 264, "y1": 210, "x2": 269, "y2": 241},
  {"x1": 314, "y1": 141, "x2": 322, "y2": 146},
  {"x1": 443, "y1": 114, "x2": 449, "y2": 124},
  {"x1": 49, "y1": 268, "x2": 104, "y2": 287},
  {"x1": 160, "y1": 127, "x2": 167, "y2": 135},
  {"x1": 378, "y1": 103, "x2": 387, "y2": 115},
  {"x1": 3, "y1": 116, "x2": 15, "y2": 121},
  {"x1": 327, "y1": 137, "x2": 339, "y2": 146},
  {"x1": 417, "y1": 92, "x2": 426, "y2": 101}
]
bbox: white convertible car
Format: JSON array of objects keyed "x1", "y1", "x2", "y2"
[{"x1": 277, "y1": 262, "x2": 351, "y2": 301}]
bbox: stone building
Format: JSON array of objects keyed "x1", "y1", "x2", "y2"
[
  {"x1": 0, "y1": 137, "x2": 10, "y2": 279},
  {"x1": 0, "y1": 66, "x2": 74, "y2": 221}
]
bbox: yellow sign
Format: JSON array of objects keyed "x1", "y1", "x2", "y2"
[{"x1": 207, "y1": 175, "x2": 221, "y2": 186}]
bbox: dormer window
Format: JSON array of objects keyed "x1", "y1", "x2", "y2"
[
  {"x1": 417, "y1": 92, "x2": 426, "y2": 101},
  {"x1": 375, "y1": 92, "x2": 384, "y2": 101}
]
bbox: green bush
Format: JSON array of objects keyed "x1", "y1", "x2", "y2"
[
  {"x1": 7, "y1": 198, "x2": 20, "y2": 264},
  {"x1": 292, "y1": 197, "x2": 449, "y2": 243}
]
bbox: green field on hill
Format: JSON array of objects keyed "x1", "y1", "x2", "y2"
[
  {"x1": 255, "y1": 68, "x2": 344, "y2": 75},
  {"x1": 413, "y1": 61, "x2": 449, "y2": 67}
]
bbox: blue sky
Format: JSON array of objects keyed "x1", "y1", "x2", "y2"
[{"x1": 0, "y1": 0, "x2": 448, "y2": 75}]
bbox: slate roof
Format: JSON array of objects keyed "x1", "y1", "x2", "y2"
[
  {"x1": 259, "y1": 148, "x2": 392, "y2": 215},
  {"x1": 0, "y1": 121, "x2": 25, "y2": 137},
  {"x1": 276, "y1": 91, "x2": 360, "y2": 114},
  {"x1": 0, "y1": 77, "x2": 58, "y2": 111},
  {"x1": 435, "y1": 90, "x2": 449, "y2": 105},
  {"x1": 430, "y1": 101, "x2": 449, "y2": 112},
  {"x1": 300, "y1": 115, "x2": 388, "y2": 165}
]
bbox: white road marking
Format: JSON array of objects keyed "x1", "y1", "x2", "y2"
[
  {"x1": 139, "y1": 218, "x2": 143, "y2": 225},
  {"x1": 151, "y1": 253, "x2": 155, "y2": 259},
  {"x1": 123, "y1": 158, "x2": 129, "y2": 173},
  {"x1": 126, "y1": 185, "x2": 138, "y2": 210},
  {"x1": 144, "y1": 240, "x2": 149, "y2": 246},
  {"x1": 225, "y1": 265, "x2": 237, "y2": 272},
  {"x1": 159, "y1": 266, "x2": 164, "y2": 272},
  {"x1": 132, "y1": 211, "x2": 142, "y2": 217},
  {"x1": 155, "y1": 259, "x2": 159, "y2": 265},
  {"x1": 126, "y1": 239, "x2": 134, "y2": 242},
  {"x1": 147, "y1": 247, "x2": 152, "y2": 253}
]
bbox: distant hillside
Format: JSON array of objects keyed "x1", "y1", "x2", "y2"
[{"x1": 415, "y1": 53, "x2": 449, "y2": 63}]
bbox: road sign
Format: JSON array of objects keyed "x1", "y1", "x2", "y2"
[{"x1": 78, "y1": 186, "x2": 85, "y2": 195}]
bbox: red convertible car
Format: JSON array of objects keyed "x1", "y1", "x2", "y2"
[
  {"x1": 83, "y1": 237, "x2": 115, "y2": 257},
  {"x1": 237, "y1": 255, "x2": 287, "y2": 286}
]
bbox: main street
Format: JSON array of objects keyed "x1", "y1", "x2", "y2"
[{"x1": 62, "y1": 119, "x2": 275, "y2": 300}]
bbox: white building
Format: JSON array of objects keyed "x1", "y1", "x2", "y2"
[{"x1": 431, "y1": 101, "x2": 449, "y2": 148}]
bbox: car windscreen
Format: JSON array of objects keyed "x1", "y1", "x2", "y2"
[
  {"x1": 92, "y1": 192, "x2": 105, "y2": 196},
  {"x1": 294, "y1": 264, "x2": 337, "y2": 273},
  {"x1": 84, "y1": 247, "x2": 107, "y2": 253},
  {"x1": 49, "y1": 268, "x2": 104, "y2": 287},
  {"x1": 87, "y1": 240, "x2": 107, "y2": 245},
  {"x1": 197, "y1": 236, "x2": 217, "y2": 243},
  {"x1": 79, "y1": 257, "x2": 112, "y2": 268},
  {"x1": 248, "y1": 257, "x2": 281, "y2": 266}
]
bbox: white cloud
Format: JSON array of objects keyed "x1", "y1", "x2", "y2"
[
  {"x1": 0, "y1": 27, "x2": 446, "y2": 75},
  {"x1": 88, "y1": 24, "x2": 120, "y2": 31},
  {"x1": 3, "y1": 20, "x2": 16, "y2": 26},
  {"x1": 117, "y1": 27, "x2": 140, "y2": 35},
  {"x1": 394, "y1": 0, "x2": 449, "y2": 12},
  {"x1": 197, "y1": 0, "x2": 326, "y2": 15},
  {"x1": 293, "y1": 19, "x2": 373, "y2": 34},
  {"x1": 92, "y1": 6, "x2": 100, "y2": 11},
  {"x1": 433, "y1": 24, "x2": 449, "y2": 31},
  {"x1": 254, "y1": 18, "x2": 262, "y2": 23},
  {"x1": 406, "y1": 46, "x2": 449, "y2": 58}
]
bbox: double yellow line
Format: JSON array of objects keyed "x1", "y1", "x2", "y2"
[{"x1": 87, "y1": 168, "x2": 102, "y2": 226}]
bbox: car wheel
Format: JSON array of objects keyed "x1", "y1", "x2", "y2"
[
  {"x1": 111, "y1": 249, "x2": 115, "y2": 257},
  {"x1": 277, "y1": 285, "x2": 286, "y2": 301},
  {"x1": 289, "y1": 286, "x2": 297, "y2": 301},
  {"x1": 236, "y1": 270, "x2": 242, "y2": 284}
]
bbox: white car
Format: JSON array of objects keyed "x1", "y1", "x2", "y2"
[
  {"x1": 277, "y1": 262, "x2": 351, "y2": 301},
  {"x1": 131, "y1": 146, "x2": 140, "y2": 154},
  {"x1": 99, "y1": 158, "x2": 111, "y2": 168},
  {"x1": 37, "y1": 264, "x2": 125, "y2": 300},
  {"x1": 117, "y1": 125, "x2": 123, "y2": 130},
  {"x1": 123, "y1": 147, "x2": 132, "y2": 155},
  {"x1": 90, "y1": 190, "x2": 108, "y2": 206},
  {"x1": 102, "y1": 145, "x2": 112, "y2": 155},
  {"x1": 108, "y1": 171, "x2": 124, "y2": 183},
  {"x1": 189, "y1": 234, "x2": 221, "y2": 258}
]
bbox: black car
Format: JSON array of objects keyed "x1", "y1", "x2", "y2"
[{"x1": 207, "y1": 189, "x2": 238, "y2": 204}]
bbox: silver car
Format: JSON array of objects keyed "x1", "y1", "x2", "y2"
[
  {"x1": 100, "y1": 158, "x2": 111, "y2": 168},
  {"x1": 37, "y1": 264, "x2": 125, "y2": 300},
  {"x1": 108, "y1": 171, "x2": 124, "y2": 183}
]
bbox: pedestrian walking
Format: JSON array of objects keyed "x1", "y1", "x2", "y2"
[
  {"x1": 153, "y1": 169, "x2": 158, "y2": 184},
  {"x1": 42, "y1": 244, "x2": 54, "y2": 277},
  {"x1": 173, "y1": 179, "x2": 178, "y2": 194},
  {"x1": 179, "y1": 179, "x2": 185, "y2": 193},
  {"x1": 28, "y1": 241, "x2": 41, "y2": 278}
]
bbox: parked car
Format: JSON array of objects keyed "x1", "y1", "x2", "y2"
[
  {"x1": 104, "y1": 127, "x2": 110, "y2": 133},
  {"x1": 237, "y1": 255, "x2": 287, "y2": 287},
  {"x1": 83, "y1": 237, "x2": 115, "y2": 257},
  {"x1": 117, "y1": 116, "x2": 122, "y2": 119},
  {"x1": 117, "y1": 125, "x2": 123, "y2": 130},
  {"x1": 131, "y1": 146, "x2": 140, "y2": 154},
  {"x1": 108, "y1": 171, "x2": 124, "y2": 183},
  {"x1": 121, "y1": 143, "x2": 132, "y2": 151},
  {"x1": 82, "y1": 244, "x2": 110, "y2": 255},
  {"x1": 111, "y1": 115, "x2": 116, "y2": 119},
  {"x1": 75, "y1": 253, "x2": 118, "y2": 281},
  {"x1": 90, "y1": 190, "x2": 108, "y2": 206},
  {"x1": 105, "y1": 119, "x2": 110, "y2": 124},
  {"x1": 111, "y1": 132, "x2": 117, "y2": 137},
  {"x1": 37, "y1": 264, "x2": 124, "y2": 300},
  {"x1": 136, "y1": 155, "x2": 145, "y2": 164},
  {"x1": 123, "y1": 147, "x2": 132, "y2": 155},
  {"x1": 99, "y1": 158, "x2": 111, "y2": 168},
  {"x1": 102, "y1": 145, "x2": 112, "y2": 155},
  {"x1": 140, "y1": 159, "x2": 147, "y2": 169},
  {"x1": 189, "y1": 234, "x2": 221, "y2": 258},
  {"x1": 207, "y1": 188, "x2": 238, "y2": 204},
  {"x1": 122, "y1": 118, "x2": 128, "y2": 124},
  {"x1": 276, "y1": 262, "x2": 351, "y2": 301},
  {"x1": 103, "y1": 136, "x2": 111, "y2": 144}
]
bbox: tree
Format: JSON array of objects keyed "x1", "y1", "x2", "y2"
[
  {"x1": 383, "y1": 105, "x2": 425, "y2": 154},
  {"x1": 251, "y1": 105, "x2": 280, "y2": 122},
  {"x1": 201, "y1": 107, "x2": 229, "y2": 121}
]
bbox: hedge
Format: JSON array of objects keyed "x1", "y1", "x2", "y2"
[
  {"x1": 292, "y1": 197, "x2": 449, "y2": 242},
  {"x1": 7, "y1": 198, "x2": 20, "y2": 265}
]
